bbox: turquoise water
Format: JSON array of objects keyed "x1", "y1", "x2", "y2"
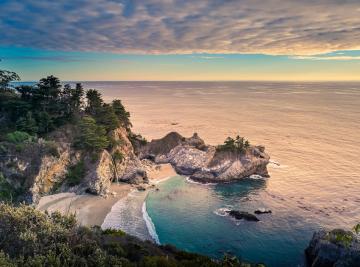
[{"x1": 146, "y1": 175, "x2": 317, "y2": 267}]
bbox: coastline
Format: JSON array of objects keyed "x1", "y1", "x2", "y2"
[{"x1": 37, "y1": 163, "x2": 177, "y2": 230}]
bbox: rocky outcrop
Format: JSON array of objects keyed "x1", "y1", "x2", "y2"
[
  {"x1": 109, "y1": 127, "x2": 148, "y2": 184},
  {"x1": 305, "y1": 229, "x2": 360, "y2": 267},
  {"x1": 139, "y1": 132, "x2": 270, "y2": 183},
  {"x1": 0, "y1": 125, "x2": 152, "y2": 203},
  {"x1": 0, "y1": 126, "x2": 75, "y2": 204},
  {"x1": 79, "y1": 150, "x2": 114, "y2": 196}
]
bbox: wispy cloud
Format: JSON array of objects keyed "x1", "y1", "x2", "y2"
[
  {"x1": 0, "y1": 0, "x2": 360, "y2": 56},
  {"x1": 291, "y1": 55, "x2": 360, "y2": 60}
]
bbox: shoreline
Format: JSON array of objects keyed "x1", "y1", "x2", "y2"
[{"x1": 36, "y1": 163, "x2": 177, "y2": 240}]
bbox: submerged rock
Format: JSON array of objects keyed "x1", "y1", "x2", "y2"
[
  {"x1": 305, "y1": 229, "x2": 360, "y2": 267},
  {"x1": 226, "y1": 210, "x2": 260, "y2": 222},
  {"x1": 139, "y1": 132, "x2": 270, "y2": 183},
  {"x1": 254, "y1": 208, "x2": 272, "y2": 214}
]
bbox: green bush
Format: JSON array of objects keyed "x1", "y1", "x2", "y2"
[
  {"x1": 216, "y1": 135, "x2": 250, "y2": 154},
  {"x1": 5, "y1": 131, "x2": 32, "y2": 144},
  {"x1": 353, "y1": 224, "x2": 360, "y2": 235},
  {"x1": 66, "y1": 160, "x2": 86, "y2": 186},
  {"x1": 102, "y1": 228, "x2": 126, "y2": 237},
  {"x1": 0, "y1": 203, "x2": 263, "y2": 267},
  {"x1": 0, "y1": 173, "x2": 17, "y2": 202}
]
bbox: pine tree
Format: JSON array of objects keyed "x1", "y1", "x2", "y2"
[{"x1": 74, "y1": 116, "x2": 109, "y2": 152}]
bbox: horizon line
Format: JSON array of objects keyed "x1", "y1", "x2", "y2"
[{"x1": 16, "y1": 79, "x2": 360, "y2": 83}]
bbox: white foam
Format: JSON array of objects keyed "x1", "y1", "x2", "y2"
[
  {"x1": 185, "y1": 176, "x2": 216, "y2": 186},
  {"x1": 142, "y1": 202, "x2": 160, "y2": 244},
  {"x1": 248, "y1": 174, "x2": 265, "y2": 180},
  {"x1": 213, "y1": 207, "x2": 231, "y2": 217},
  {"x1": 152, "y1": 175, "x2": 172, "y2": 185}
]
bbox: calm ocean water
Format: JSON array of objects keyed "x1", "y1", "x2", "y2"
[
  {"x1": 89, "y1": 81, "x2": 360, "y2": 266},
  {"x1": 19, "y1": 81, "x2": 360, "y2": 266}
]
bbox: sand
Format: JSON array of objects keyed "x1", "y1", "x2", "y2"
[{"x1": 37, "y1": 163, "x2": 177, "y2": 227}]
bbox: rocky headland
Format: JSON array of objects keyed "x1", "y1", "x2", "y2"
[{"x1": 139, "y1": 132, "x2": 270, "y2": 183}]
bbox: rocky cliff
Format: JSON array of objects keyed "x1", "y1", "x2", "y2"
[
  {"x1": 0, "y1": 128, "x2": 270, "y2": 203},
  {"x1": 139, "y1": 132, "x2": 270, "y2": 183},
  {"x1": 0, "y1": 125, "x2": 149, "y2": 204},
  {"x1": 306, "y1": 229, "x2": 360, "y2": 267}
]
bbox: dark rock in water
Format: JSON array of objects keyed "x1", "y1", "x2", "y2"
[
  {"x1": 137, "y1": 185, "x2": 146, "y2": 191},
  {"x1": 226, "y1": 210, "x2": 259, "y2": 222},
  {"x1": 254, "y1": 208, "x2": 272, "y2": 214},
  {"x1": 305, "y1": 229, "x2": 360, "y2": 267}
]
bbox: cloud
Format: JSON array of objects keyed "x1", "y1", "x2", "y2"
[
  {"x1": 0, "y1": 0, "x2": 360, "y2": 56},
  {"x1": 291, "y1": 55, "x2": 360, "y2": 60}
]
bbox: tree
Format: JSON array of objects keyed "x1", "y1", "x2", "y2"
[
  {"x1": 234, "y1": 135, "x2": 244, "y2": 151},
  {"x1": 0, "y1": 70, "x2": 20, "y2": 111},
  {"x1": 96, "y1": 104, "x2": 119, "y2": 132},
  {"x1": 36, "y1": 111, "x2": 54, "y2": 134},
  {"x1": 74, "y1": 116, "x2": 109, "y2": 152},
  {"x1": 15, "y1": 111, "x2": 38, "y2": 135},
  {"x1": 37, "y1": 75, "x2": 62, "y2": 99},
  {"x1": 72, "y1": 83, "x2": 84, "y2": 111},
  {"x1": 86, "y1": 89, "x2": 103, "y2": 116},
  {"x1": 112, "y1": 99, "x2": 132, "y2": 129},
  {"x1": 0, "y1": 70, "x2": 20, "y2": 91}
]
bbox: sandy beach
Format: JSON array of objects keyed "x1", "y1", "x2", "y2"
[{"x1": 37, "y1": 163, "x2": 177, "y2": 227}]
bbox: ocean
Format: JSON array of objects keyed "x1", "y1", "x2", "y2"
[{"x1": 21, "y1": 81, "x2": 360, "y2": 266}]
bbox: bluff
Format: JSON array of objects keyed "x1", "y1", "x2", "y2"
[
  {"x1": 138, "y1": 132, "x2": 270, "y2": 183},
  {"x1": 306, "y1": 228, "x2": 360, "y2": 267},
  {"x1": 0, "y1": 125, "x2": 148, "y2": 204}
]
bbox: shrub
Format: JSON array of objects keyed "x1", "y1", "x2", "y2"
[
  {"x1": 113, "y1": 151, "x2": 124, "y2": 164},
  {"x1": 66, "y1": 160, "x2": 86, "y2": 186},
  {"x1": 216, "y1": 135, "x2": 250, "y2": 154},
  {"x1": 102, "y1": 228, "x2": 126, "y2": 237},
  {"x1": 5, "y1": 131, "x2": 32, "y2": 144},
  {"x1": 326, "y1": 229, "x2": 354, "y2": 247},
  {"x1": 353, "y1": 224, "x2": 360, "y2": 235}
]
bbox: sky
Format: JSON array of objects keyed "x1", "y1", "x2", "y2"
[{"x1": 1, "y1": 0, "x2": 360, "y2": 81}]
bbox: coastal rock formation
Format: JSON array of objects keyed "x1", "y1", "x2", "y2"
[
  {"x1": 139, "y1": 132, "x2": 270, "y2": 183},
  {"x1": 80, "y1": 150, "x2": 114, "y2": 196},
  {"x1": 109, "y1": 127, "x2": 148, "y2": 184},
  {"x1": 0, "y1": 126, "x2": 74, "y2": 203},
  {"x1": 305, "y1": 229, "x2": 360, "y2": 267}
]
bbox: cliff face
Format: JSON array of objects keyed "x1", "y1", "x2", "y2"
[
  {"x1": 306, "y1": 229, "x2": 360, "y2": 267},
  {"x1": 139, "y1": 132, "x2": 270, "y2": 183},
  {"x1": 109, "y1": 127, "x2": 148, "y2": 184},
  {"x1": 0, "y1": 127, "x2": 74, "y2": 203},
  {"x1": 0, "y1": 126, "x2": 148, "y2": 204}
]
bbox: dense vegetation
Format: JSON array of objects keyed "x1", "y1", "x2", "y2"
[
  {"x1": 216, "y1": 135, "x2": 250, "y2": 154},
  {"x1": 0, "y1": 70, "x2": 132, "y2": 153},
  {"x1": 0, "y1": 203, "x2": 265, "y2": 267}
]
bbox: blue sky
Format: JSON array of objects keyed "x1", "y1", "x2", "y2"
[{"x1": 1, "y1": 0, "x2": 360, "y2": 81}]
